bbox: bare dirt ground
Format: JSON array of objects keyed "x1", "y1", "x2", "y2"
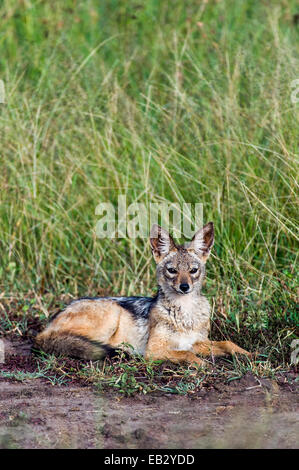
[{"x1": 0, "y1": 339, "x2": 298, "y2": 449}]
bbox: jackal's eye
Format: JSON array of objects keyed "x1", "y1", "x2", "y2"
[
  {"x1": 167, "y1": 267, "x2": 177, "y2": 274},
  {"x1": 190, "y1": 268, "x2": 198, "y2": 274}
]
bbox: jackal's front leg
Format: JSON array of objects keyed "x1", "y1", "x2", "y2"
[
  {"x1": 145, "y1": 341, "x2": 203, "y2": 366},
  {"x1": 193, "y1": 340, "x2": 250, "y2": 357},
  {"x1": 146, "y1": 349, "x2": 204, "y2": 366}
]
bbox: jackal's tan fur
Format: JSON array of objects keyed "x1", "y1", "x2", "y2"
[{"x1": 36, "y1": 222, "x2": 249, "y2": 365}]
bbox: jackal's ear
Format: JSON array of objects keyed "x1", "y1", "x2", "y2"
[
  {"x1": 188, "y1": 222, "x2": 214, "y2": 262},
  {"x1": 150, "y1": 224, "x2": 176, "y2": 263}
]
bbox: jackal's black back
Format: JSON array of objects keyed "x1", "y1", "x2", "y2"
[{"x1": 69, "y1": 295, "x2": 157, "y2": 320}]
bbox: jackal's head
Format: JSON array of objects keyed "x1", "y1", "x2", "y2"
[{"x1": 150, "y1": 222, "x2": 214, "y2": 296}]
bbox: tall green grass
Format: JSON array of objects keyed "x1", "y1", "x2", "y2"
[{"x1": 0, "y1": 1, "x2": 298, "y2": 345}]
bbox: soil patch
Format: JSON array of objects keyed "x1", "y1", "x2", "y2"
[{"x1": 0, "y1": 339, "x2": 298, "y2": 448}]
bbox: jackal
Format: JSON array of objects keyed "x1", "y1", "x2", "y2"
[{"x1": 36, "y1": 222, "x2": 249, "y2": 365}]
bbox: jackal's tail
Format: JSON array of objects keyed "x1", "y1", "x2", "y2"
[{"x1": 35, "y1": 330, "x2": 113, "y2": 360}]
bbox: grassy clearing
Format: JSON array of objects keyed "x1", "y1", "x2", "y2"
[{"x1": 0, "y1": 0, "x2": 298, "y2": 386}]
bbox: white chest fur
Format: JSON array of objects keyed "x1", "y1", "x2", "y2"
[
  {"x1": 172, "y1": 330, "x2": 199, "y2": 351},
  {"x1": 157, "y1": 291, "x2": 211, "y2": 349},
  {"x1": 162, "y1": 291, "x2": 210, "y2": 326}
]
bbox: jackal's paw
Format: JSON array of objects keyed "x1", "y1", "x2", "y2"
[
  {"x1": 233, "y1": 348, "x2": 251, "y2": 356},
  {"x1": 225, "y1": 341, "x2": 251, "y2": 356}
]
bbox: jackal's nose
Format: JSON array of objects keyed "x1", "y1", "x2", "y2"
[{"x1": 179, "y1": 283, "x2": 190, "y2": 293}]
